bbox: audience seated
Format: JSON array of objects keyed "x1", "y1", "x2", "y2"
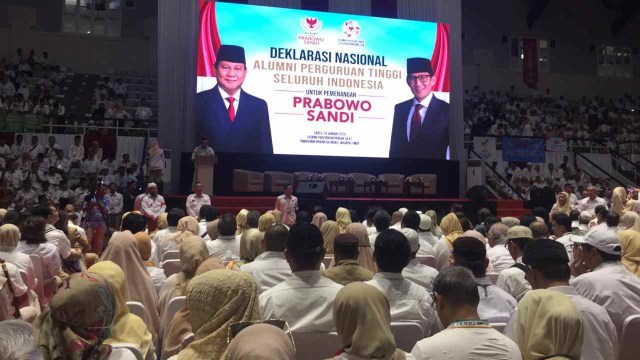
[
  {"x1": 417, "y1": 213, "x2": 438, "y2": 248},
  {"x1": 495, "y1": 226, "x2": 533, "y2": 301},
  {"x1": 401, "y1": 228, "x2": 438, "y2": 292},
  {"x1": 206, "y1": 213, "x2": 241, "y2": 261},
  {"x1": 321, "y1": 220, "x2": 340, "y2": 254},
  {"x1": 450, "y1": 237, "x2": 517, "y2": 323},
  {"x1": 365, "y1": 229, "x2": 440, "y2": 336},
  {"x1": 0, "y1": 319, "x2": 41, "y2": 359},
  {"x1": 259, "y1": 223, "x2": 343, "y2": 332},
  {"x1": 322, "y1": 233, "x2": 373, "y2": 285},
  {"x1": 240, "y1": 225, "x2": 292, "y2": 293},
  {"x1": 344, "y1": 223, "x2": 377, "y2": 273},
  {"x1": 402, "y1": 211, "x2": 435, "y2": 257},
  {"x1": 411, "y1": 267, "x2": 521, "y2": 360},
  {"x1": 485, "y1": 223, "x2": 515, "y2": 272},
  {"x1": 239, "y1": 228, "x2": 264, "y2": 262},
  {"x1": 368, "y1": 210, "x2": 390, "y2": 245},
  {"x1": 134, "y1": 230, "x2": 165, "y2": 294},
  {"x1": 433, "y1": 213, "x2": 463, "y2": 270}
]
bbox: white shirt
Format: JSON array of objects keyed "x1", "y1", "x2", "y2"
[
  {"x1": 185, "y1": 193, "x2": 211, "y2": 218},
  {"x1": 151, "y1": 227, "x2": 178, "y2": 264},
  {"x1": 577, "y1": 196, "x2": 608, "y2": 214},
  {"x1": 0, "y1": 246, "x2": 37, "y2": 290},
  {"x1": 140, "y1": 194, "x2": 166, "y2": 220},
  {"x1": 146, "y1": 266, "x2": 167, "y2": 295},
  {"x1": 366, "y1": 272, "x2": 440, "y2": 336},
  {"x1": 206, "y1": 235, "x2": 240, "y2": 261},
  {"x1": 486, "y1": 245, "x2": 515, "y2": 273},
  {"x1": 107, "y1": 192, "x2": 123, "y2": 214},
  {"x1": 571, "y1": 261, "x2": 640, "y2": 335},
  {"x1": 28, "y1": 143, "x2": 44, "y2": 158},
  {"x1": 0, "y1": 261, "x2": 27, "y2": 321},
  {"x1": 475, "y1": 276, "x2": 517, "y2": 323},
  {"x1": 259, "y1": 270, "x2": 343, "y2": 332},
  {"x1": 432, "y1": 238, "x2": 451, "y2": 271},
  {"x1": 240, "y1": 251, "x2": 292, "y2": 293},
  {"x1": 495, "y1": 260, "x2": 531, "y2": 301},
  {"x1": 418, "y1": 231, "x2": 438, "y2": 248},
  {"x1": 69, "y1": 144, "x2": 84, "y2": 162},
  {"x1": 44, "y1": 224, "x2": 72, "y2": 259},
  {"x1": 402, "y1": 259, "x2": 438, "y2": 293},
  {"x1": 555, "y1": 232, "x2": 577, "y2": 262},
  {"x1": 11, "y1": 142, "x2": 28, "y2": 158},
  {"x1": 218, "y1": 87, "x2": 242, "y2": 111},
  {"x1": 16, "y1": 242, "x2": 61, "y2": 282},
  {"x1": 411, "y1": 326, "x2": 522, "y2": 360},
  {"x1": 406, "y1": 94, "x2": 433, "y2": 141}
]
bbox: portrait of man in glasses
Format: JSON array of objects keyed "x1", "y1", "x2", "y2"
[{"x1": 389, "y1": 57, "x2": 450, "y2": 159}]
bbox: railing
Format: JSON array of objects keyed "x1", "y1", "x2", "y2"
[
  {"x1": 0, "y1": 111, "x2": 158, "y2": 137},
  {"x1": 609, "y1": 147, "x2": 640, "y2": 185},
  {"x1": 575, "y1": 152, "x2": 625, "y2": 189},
  {"x1": 469, "y1": 149, "x2": 524, "y2": 200},
  {"x1": 464, "y1": 134, "x2": 614, "y2": 154}
]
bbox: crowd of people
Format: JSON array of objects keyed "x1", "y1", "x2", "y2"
[{"x1": 1, "y1": 187, "x2": 639, "y2": 359}]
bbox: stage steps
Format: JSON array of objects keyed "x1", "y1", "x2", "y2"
[{"x1": 495, "y1": 199, "x2": 529, "y2": 218}]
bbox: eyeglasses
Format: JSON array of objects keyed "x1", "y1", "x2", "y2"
[
  {"x1": 407, "y1": 75, "x2": 431, "y2": 84},
  {"x1": 228, "y1": 320, "x2": 295, "y2": 351}
]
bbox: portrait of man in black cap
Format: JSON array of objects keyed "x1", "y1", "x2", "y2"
[
  {"x1": 196, "y1": 44, "x2": 273, "y2": 154},
  {"x1": 389, "y1": 57, "x2": 449, "y2": 159}
]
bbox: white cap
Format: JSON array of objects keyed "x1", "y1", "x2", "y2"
[
  {"x1": 400, "y1": 228, "x2": 420, "y2": 252},
  {"x1": 573, "y1": 227, "x2": 621, "y2": 255},
  {"x1": 398, "y1": 208, "x2": 409, "y2": 215},
  {"x1": 147, "y1": 182, "x2": 157, "y2": 189},
  {"x1": 419, "y1": 214, "x2": 432, "y2": 231}
]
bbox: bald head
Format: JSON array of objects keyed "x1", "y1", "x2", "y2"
[
  {"x1": 529, "y1": 221, "x2": 550, "y2": 239},
  {"x1": 487, "y1": 223, "x2": 509, "y2": 247}
]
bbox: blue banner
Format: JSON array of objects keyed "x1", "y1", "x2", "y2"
[{"x1": 502, "y1": 137, "x2": 546, "y2": 163}]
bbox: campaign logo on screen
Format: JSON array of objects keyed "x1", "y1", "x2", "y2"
[
  {"x1": 342, "y1": 20, "x2": 360, "y2": 38},
  {"x1": 300, "y1": 17, "x2": 323, "y2": 32}
]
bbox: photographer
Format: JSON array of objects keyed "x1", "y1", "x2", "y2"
[{"x1": 81, "y1": 181, "x2": 110, "y2": 254}]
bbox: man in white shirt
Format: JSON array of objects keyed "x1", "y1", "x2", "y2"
[
  {"x1": 197, "y1": 205, "x2": 219, "y2": 238},
  {"x1": 504, "y1": 239, "x2": 618, "y2": 360},
  {"x1": 551, "y1": 213, "x2": 578, "y2": 261},
  {"x1": 274, "y1": 184, "x2": 298, "y2": 227},
  {"x1": 417, "y1": 214, "x2": 438, "y2": 248},
  {"x1": 186, "y1": 181, "x2": 211, "y2": 218},
  {"x1": 495, "y1": 226, "x2": 532, "y2": 301},
  {"x1": 401, "y1": 211, "x2": 435, "y2": 257},
  {"x1": 53, "y1": 180, "x2": 74, "y2": 204},
  {"x1": 259, "y1": 223, "x2": 342, "y2": 332},
  {"x1": 69, "y1": 135, "x2": 84, "y2": 168},
  {"x1": 48, "y1": 150, "x2": 71, "y2": 174},
  {"x1": 366, "y1": 229, "x2": 440, "y2": 336},
  {"x1": 134, "y1": 98, "x2": 153, "y2": 119},
  {"x1": 241, "y1": 224, "x2": 292, "y2": 293},
  {"x1": 578, "y1": 186, "x2": 608, "y2": 214},
  {"x1": 113, "y1": 78, "x2": 127, "y2": 99},
  {"x1": 106, "y1": 183, "x2": 123, "y2": 230},
  {"x1": 368, "y1": 210, "x2": 390, "y2": 245},
  {"x1": 485, "y1": 223, "x2": 515, "y2": 272},
  {"x1": 206, "y1": 213, "x2": 241, "y2": 261},
  {"x1": 32, "y1": 205, "x2": 79, "y2": 261},
  {"x1": 28, "y1": 136, "x2": 44, "y2": 159},
  {"x1": 10, "y1": 134, "x2": 27, "y2": 160},
  {"x1": 0, "y1": 76, "x2": 15, "y2": 97},
  {"x1": 401, "y1": 228, "x2": 438, "y2": 293},
  {"x1": 139, "y1": 183, "x2": 166, "y2": 232},
  {"x1": 411, "y1": 267, "x2": 522, "y2": 360},
  {"x1": 152, "y1": 208, "x2": 184, "y2": 264},
  {"x1": 14, "y1": 179, "x2": 37, "y2": 208},
  {"x1": 571, "y1": 227, "x2": 640, "y2": 335},
  {"x1": 450, "y1": 236, "x2": 517, "y2": 323},
  {"x1": 44, "y1": 166, "x2": 62, "y2": 190},
  {"x1": 0, "y1": 139, "x2": 10, "y2": 163}
]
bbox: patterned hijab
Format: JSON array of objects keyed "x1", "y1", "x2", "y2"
[
  {"x1": 321, "y1": 220, "x2": 340, "y2": 254},
  {"x1": 516, "y1": 289, "x2": 583, "y2": 360},
  {"x1": 336, "y1": 207, "x2": 352, "y2": 233},
  {"x1": 334, "y1": 282, "x2": 405, "y2": 360},
  {"x1": 178, "y1": 270, "x2": 261, "y2": 360},
  {"x1": 88, "y1": 261, "x2": 153, "y2": 358},
  {"x1": 240, "y1": 228, "x2": 264, "y2": 262},
  {"x1": 37, "y1": 272, "x2": 115, "y2": 360}
]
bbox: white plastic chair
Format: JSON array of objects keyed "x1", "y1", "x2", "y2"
[
  {"x1": 161, "y1": 259, "x2": 181, "y2": 277},
  {"x1": 322, "y1": 257, "x2": 333, "y2": 268},
  {"x1": 487, "y1": 272, "x2": 499, "y2": 285},
  {"x1": 620, "y1": 315, "x2": 640, "y2": 360},
  {"x1": 110, "y1": 343, "x2": 143, "y2": 360},
  {"x1": 490, "y1": 322, "x2": 507, "y2": 333},
  {"x1": 126, "y1": 301, "x2": 147, "y2": 323},
  {"x1": 292, "y1": 332, "x2": 340, "y2": 360},
  {"x1": 416, "y1": 256, "x2": 436, "y2": 268},
  {"x1": 180, "y1": 333, "x2": 195, "y2": 351},
  {"x1": 390, "y1": 322, "x2": 423, "y2": 352},
  {"x1": 159, "y1": 296, "x2": 186, "y2": 344},
  {"x1": 28, "y1": 254, "x2": 46, "y2": 307},
  {"x1": 162, "y1": 250, "x2": 180, "y2": 261}
]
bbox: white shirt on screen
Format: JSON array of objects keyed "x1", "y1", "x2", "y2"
[
  {"x1": 406, "y1": 93, "x2": 433, "y2": 141},
  {"x1": 240, "y1": 251, "x2": 292, "y2": 293},
  {"x1": 218, "y1": 87, "x2": 241, "y2": 110},
  {"x1": 259, "y1": 270, "x2": 343, "y2": 332}
]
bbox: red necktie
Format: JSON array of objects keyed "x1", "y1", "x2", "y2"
[
  {"x1": 410, "y1": 104, "x2": 424, "y2": 142},
  {"x1": 226, "y1": 97, "x2": 236, "y2": 122}
]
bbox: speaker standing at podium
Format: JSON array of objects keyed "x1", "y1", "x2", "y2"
[{"x1": 191, "y1": 137, "x2": 215, "y2": 186}]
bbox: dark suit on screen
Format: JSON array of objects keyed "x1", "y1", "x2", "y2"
[
  {"x1": 196, "y1": 85, "x2": 273, "y2": 154},
  {"x1": 389, "y1": 95, "x2": 449, "y2": 159}
]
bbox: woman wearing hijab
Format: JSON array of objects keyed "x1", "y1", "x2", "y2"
[
  {"x1": 228, "y1": 323, "x2": 295, "y2": 360},
  {"x1": 550, "y1": 192, "x2": 572, "y2": 220},
  {"x1": 152, "y1": 212, "x2": 169, "y2": 238},
  {"x1": 235, "y1": 209, "x2": 249, "y2": 237},
  {"x1": 336, "y1": 207, "x2": 352, "y2": 234},
  {"x1": 0, "y1": 224, "x2": 37, "y2": 295},
  {"x1": 161, "y1": 258, "x2": 225, "y2": 360},
  {"x1": 100, "y1": 230, "x2": 161, "y2": 338},
  {"x1": 425, "y1": 210, "x2": 443, "y2": 237},
  {"x1": 321, "y1": 220, "x2": 340, "y2": 254},
  {"x1": 171, "y1": 270, "x2": 261, "y2": 360},
  {"x1": 620, "y1": 211, "x2": 640, "y2": 232},
  {"x1": 258, "y1": 213, "x2": 276, "y2": 232},
  {"x1": 440, "y1": 213, "x2": 464, "y2": 250},
  {"x1": 88, "y1": 261, "x2": 154, "y2": 359},
  {"x1": 515, "y1": 289, "x2": 583, "y2": 360},
  {"x1": 206, "y1": 219, "x2": 220, "y2": 241},
  {"x1": 331, "y1": 282, "x2": 408, "y2": 360},
  {"x1": 157, "y1": 216, "x2": 199, "y2": 262},
  {"x1": 269, "y1": 209, "x2": 284, "y2": 226},
  {"x1": 612, "y1": 187, "x2": 634, "y2": 217},
  {"x1": 134, "y1": 231, "x2": 166, "y2": 294},
  {"x1": 240, "y1": 228, "x2": 264, "y2": 263},
  {"x1": 312, "y1": 212, "x2": 328, "y2": 229},
  {"x1": 342, "y1": 223, "x2": 377, "y2": 273},
  {"x1": 36, "y1": 272, "x2": 137, "y2": 360},
  {"x1": 158, "y1": 235, "x2": 209, "y2": 318},
  {"x1": 617, "y1": 229, "x2": 640, "y2": 277}
]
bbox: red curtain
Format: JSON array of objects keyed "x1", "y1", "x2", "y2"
[
  {"x1": 430, "y1": 23, "x2": 450, "y2": 92},
  {"x1": 196, "y1": 0, "x2": 221, "y2": 77},
  {"x1": 522, "y1": 38, "x2": 538, "y2": 89}
]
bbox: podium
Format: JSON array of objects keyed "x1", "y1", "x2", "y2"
[{"x1": 194, "y1": 155, "x2": 217, "y2": 194}]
